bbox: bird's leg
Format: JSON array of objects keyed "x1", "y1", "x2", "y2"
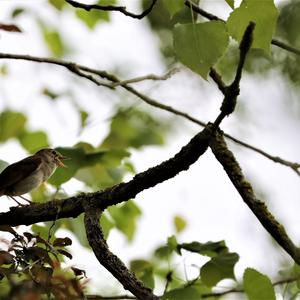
[
  {"x1": 8, "y1": 196, "x2": 24, "y2": 206},
  {"x1": 18, "y1": 195, "x2": 32, "y2": 204}
]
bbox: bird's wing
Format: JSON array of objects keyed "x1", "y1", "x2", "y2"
[{"x1": 0, "y1": 156, "x2": 42, "y2": 191}]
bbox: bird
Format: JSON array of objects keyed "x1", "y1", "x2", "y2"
[{"x1": 0, "y1": 148, "x2": 68, "y2": 205}]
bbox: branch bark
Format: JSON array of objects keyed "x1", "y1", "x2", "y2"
[
  {"x1": 84, "y1": 205, "x2": 159, "y2": 300},
  {"x1": 65, "y1": 0, "x2": 157, "y2": 20},
  {"x1": 209, "y1": 130, "x2": 300, "y2": 264},
  {"x1": 0, "y1": 126, "x2": 212, "y2": 226}
]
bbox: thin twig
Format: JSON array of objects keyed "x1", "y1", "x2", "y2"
[
  {"x1": 0, "y1": 52, "x2": 299, "y2": 175},
  {"x1": 65, "y1": 0, "x2": 157, "y2": 20},
  {"x1": 111, "y1": 68, "x2": 179, "y2": 87}
]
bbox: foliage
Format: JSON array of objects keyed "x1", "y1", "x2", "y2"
[
  {"x1": 0, "y1": 226, "x2": 85, "y2": 299},
  {"x1": 0, "y1": 0, "x2": 299, "y2": 299}
]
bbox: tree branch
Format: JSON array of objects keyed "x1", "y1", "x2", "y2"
[
  {"x1": 84, "y1": 205, "x2": 158, "y2": 300},
  {"x1": 209, "y1": 130, "x2": 300, "y2": 264},
  {"x1": 0, "y1": 126, "x2": 212, "y2": 226},
  {"x1": 212, "y1": 22, "x2": 255, "y2": 130},
  {"x1": 0, "y1": 52, "x2": 299, "y2": 175},
  {"x1": 65, "y1": 0, "x2": 157, "y2": 20}
]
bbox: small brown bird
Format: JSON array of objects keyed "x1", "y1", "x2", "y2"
[{"x1": 0, "y1": 148, "x2": 68, "y2": 205}]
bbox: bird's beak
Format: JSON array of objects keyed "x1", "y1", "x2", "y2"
[{"x1": 57, "y1": 154, "x2": 69, "y2": 168}]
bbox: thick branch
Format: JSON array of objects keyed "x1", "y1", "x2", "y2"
[
  {"x1": 209, "y1": 131, "x2": 300, "y2": 264},
  {"x1": 0, "y1": 53, "x2": 299, "y2": 174},
  {"x1": 84, "y1": 206, "x2": 158, "y2": 300},
  {"x1": 65, "y1": 0, "x2": 157, "y2": 20},
  {"x1": 0, "y1": 126, "x2": 212, "y2": 226}
]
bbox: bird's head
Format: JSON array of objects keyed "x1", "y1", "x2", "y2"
[{"x1": 35, "y1": 148, "x2": 68, "y2": 168}]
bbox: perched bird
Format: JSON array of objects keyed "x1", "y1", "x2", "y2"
[{"x1": 0, "y1": 148, "x2": 68, "y2": 205}]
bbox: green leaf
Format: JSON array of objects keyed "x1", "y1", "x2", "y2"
[
  {"x1": 11, "y1": 8, "x2": 25, "y2": 18},
  {"x1": 101, "y1": 107, "x2": 167, "y2": 149},
  {"x1": 130, "y1": 259, "x2": 155, "y2": 289},
  {"x1": 162, "y1": 286, "x2": 202, "y2": 300},
  {"x1": 243, "y1": 268, "x2": 276, "y2": 300},
  {"x1": 63, "y1": 214, "x2": 90, "y2": 248},
  {"x1": 173, "y1": 21, "x2": 229, "y2": 79},
  {"x1": 0, "y1": 111, "x2": 26, "y2": 142},
  {"x1": 49, "y1": 0, "x2": 66, "y2": 10},
  {"x1": 201, "y1": 252, "x2": 239, "y2": 286},
  {"x1": 225, "y1": 0, "x2": 234, "y2": 9},
  {"x1": 163, "y1": 0, "x2": 185, "y2": 17},
  {"x1": 108, "y1": 200, "x2": 141, "y2": 241},
  {"x1": 178, "y1": 240, "x2": 228, "y2": 257},
  {"x1": 227, "y1": 0, "x2": 278, "y2": 52},
  {"x1": 48, "y1": 146, "x2": 109, "y2": 187},
  {"x1": 100, "y1": 213, "x2": 114, "y2": 240},
  {"x1": 0, "y1": 160, "x2": 8, "y2": 173},
  {"x1": 80, "y1": 110, "x2": 89, "y2": 130},
  {"x1": 42, "y1": 27, "x2": 66, "y2": 57},
  {"x1": 173, "y1": 215, "x2": 187, "y2": 233},
  {"x1": 76, "y1": 0, "x2": 116, "y2": 29},
  {"x1": 19, "y1": 131, "x2": 49, "y2": 154},
  {"x1": 167, "y1": 235, "x2": 179, "y2": 254}
]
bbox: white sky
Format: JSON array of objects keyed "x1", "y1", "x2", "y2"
[{"x1": 0, "y1": 0, "x2": 300, "y2": 297}]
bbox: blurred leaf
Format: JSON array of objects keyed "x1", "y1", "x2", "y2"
[
  {"x1": 163, "y1": 0, "x2": 184, "y2": 17},
  {"x1": 277, "y1": 1, "x2": 300, "y2": 46},
  {"x1": 100, "y1": 213, "x2": 114, "y2": 240},
  {"x1": 200, "y1": 252, "x2": 239, "y2": 286},
  {"x1": 108, "y1": 200, "x2": 141, "y2": 241},
  {"x1": 42, "y1": 25, "x2": 66, "y2": 57},
  {"x1": 0, "y1": 111, "x2": 26, "y2": 142},
  {"x1": 11, "y1": 8, "x2": 25, "y2": 18},
  {"x1": 63, "y1": 214, "x2": 90, "y2": 249},
  {"x1": 167, "y1": 235, "x2": 178, "y2": 253},
  {"x1": 130, "y1": 259, "x2": 154, "y2": 289},
  {"x1": 162, "y1": 286, "x2": 202, "y2": 300},
  {"x1": 225, "y1": 0, "x2": 234, "y2": 9},
  {"x1": 0, "y1": 160, "x2": 9, "y2": 173},
  {"x1": 31, "y1": 265, "x2": 53, "y2": 285},
  {"x1": 80, "y1": 110, "x2": 89, "y2": 130},
  {"x1": 48, "y1": 146, "x2": 106, "y2": 186},
  {"x1": 173, "y1": 215, "x2": 187, "y2": 233},
  {"x1": 101, "y1": 107, "x2": 167, "y2": 149},
  {"x1": 154, "y1": 245, "x2": 172, "y2": 260},
  {"x1": 227, "y1": 0, "x2": 278, "y2": 52},
  {"x1": 31, "y1": 224, "x2": 52, "y2": 241},
  {"x1": 0, "y1": 251, "x2": 15, "y2": 266},
  {"x1": 173, "y1": 21, "x2": 229, "y2": 79},
  {"x1": 75, "y1": 149, "x2": 130, "y2": 189},
  {"x1": 0, "y1": 64, "x2": 8, "y2": 76},
  {"x1": 178, "y1": 240, "x2": 228, "y2": 257},
  {"x1": 244, "y1": 268, "x2": 275, "y2": 300},
  {"x1": 42, "y1": 87, "x2": 60, "y2": 100},
  {"x1": 0, "y1": 23, "x2": 22, "y2": 33},
  {"x1": 76, "y1": 0, "x2": 116, "y2": 29},
  {"x1": 19, "y1": 131, "x2": 49, "y2": 153},
  {"x1": 49, "y1": 0, "x2": 66, "y2": 10}
]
